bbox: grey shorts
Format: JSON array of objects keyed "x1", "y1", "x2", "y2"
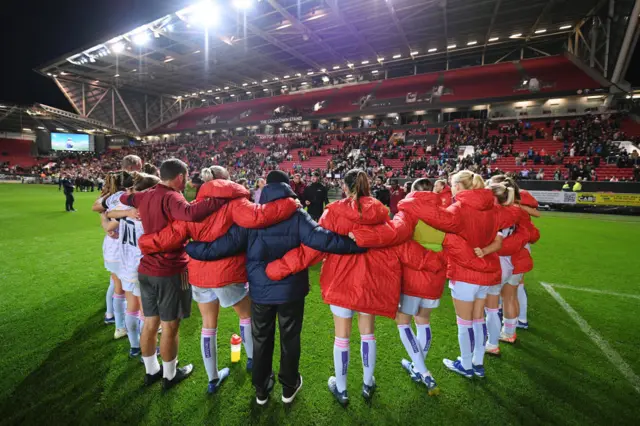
[
  {"x1": 139, "y1": 272, "x2": 192, "y2": 322},
  {"x1": 192, "y1": 283, "x2": 248, "y2": 308},
  {"x1": 398, "y1": 294, "x2": 440, "y2": 316}
]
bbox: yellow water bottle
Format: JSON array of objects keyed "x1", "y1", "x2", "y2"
[{"x1": 230, "y1": 334, "x2": 242, "y2": 363}]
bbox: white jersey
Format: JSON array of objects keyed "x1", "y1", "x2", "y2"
[
  {"x1": 102, "y1": 191, "x2": 126, "y2": 263},
  {"x1": 498, "y1": 226, "x2": 516, "y2": 283},
  {"x1": 116, "y1": 202, "x2": 144, "y2": 283}
]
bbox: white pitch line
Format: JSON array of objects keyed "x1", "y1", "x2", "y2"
[
  {"x1": 540, "y1": 282, "x2": 640, "y2": 394},
  {"x1": 545, "y1": 283, "x2": 640, "y2": 300}
]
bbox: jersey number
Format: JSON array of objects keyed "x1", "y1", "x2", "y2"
[{"x1": 122, "y1": 219, "x2": 137, "y2": 247}]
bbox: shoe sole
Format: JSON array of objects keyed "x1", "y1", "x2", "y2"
[
  {"x1": 427, "y1": 386, "x2": 440, "y2": 396},
  {"x1": 485, "y1": 350, "x2": 501, "y2": 357},
  {"x1": 256, "y1": 397, "x2": 269, "y2": 405},
  {"x1": 282, "y1": 376, "x2": 303, "y2": 404}
]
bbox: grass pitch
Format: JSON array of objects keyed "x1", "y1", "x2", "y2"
[{"x1": 0, "y1": 184, "x2": 638, "y2": 425}]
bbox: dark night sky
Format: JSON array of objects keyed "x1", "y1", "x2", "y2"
[
  {"x1": 1, "y1": 0, "x2": 639, "y2": 112},
  {"x1": 0, "y1": 0, "x2": 186, "y2": 110}
]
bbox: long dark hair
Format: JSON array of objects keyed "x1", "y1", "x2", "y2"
[{"x1": 343, "y1": 169, "x2": 370, "y2": 217}]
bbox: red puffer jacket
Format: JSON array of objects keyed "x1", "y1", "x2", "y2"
[
  {"x1": 519, "y1": 189, "x2": 539, "y2": 209},
  {"x1": 349, "y1": 193, "x2": 447, "y2": 300},
  {"x1": 265, "y1": 196, "x2": 445, "y2": 318},
  {"x1": 138, "y1": 180, "x2": 298, "y2": 288},
  {"x1": 398, "y1": 189, "x2": 517, "y2": 285},
  {"x1": 498, "y1": 206, "x2": 541, "y2": 274}
]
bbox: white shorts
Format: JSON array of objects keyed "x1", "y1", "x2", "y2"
[
  {"x1": 192, "y1": 283, "x2": 248, "y2": 308},
  {"x1": 104, "y1": 261, "x2": 120, "y2": 275},
  {"x1": 449, "y1": 281, "x2": 489, "y2": 302},
  {"x1": 330, "y1": 305, "x2": 371, "y2": 319},
  {"x1": 398, "y1": 294, "x2": 440, "y2": 316},
  {"x1": 122, "y1": 279, "x2": 141, "y2": 297}
]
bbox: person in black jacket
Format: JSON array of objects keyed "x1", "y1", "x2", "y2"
[
  {"x1": 303, "y1": 172, "x2": 329, "y2": 221},
  {"x1": 371, "y1": 175, "x2": 390, "y2": 207},
  {"x1": 186, "y1": 170, "x2": 365, "y2": 406},
  {"x1": 61, "y1": 173, "x2": 76, "y2": 212}
]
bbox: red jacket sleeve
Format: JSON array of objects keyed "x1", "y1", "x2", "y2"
[
  {"x1": 395, "y1": 240, "x2": 446, "y2": 272},
  {"x1": 497, "y1": 226, "x2": 530, "y2": 257},
  {"x1": 350, "y1": 211, "x2": 416, "y2": 248},
  {"x1": 120, "y1": 192, "x2": 137, "y2": 207},
  {"x1": 399, "y1": 198, "x2": 462, "y2": 234},
  {"x1": 165, "y1": 192, "x2": 226, "y2": 222},
  {"x1": 519, "y1": 190, "x2": 539, "y2": 209},
  {"x1": 265, "y1": 244, "x2": 325, "y2": 281},
  {"x1": 138, "y1": 221, "x2": 190, "y2": 255},
  {"x1": 231, "y1": 197, "x2": 298, "y2": 229},
  {"x1": 495, "y1": 205, "x2": 519, "y2": 230}
]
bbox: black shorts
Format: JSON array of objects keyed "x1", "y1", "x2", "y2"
[{"x1": 139, "y1": 272, "x2": 192, "y2": 322}]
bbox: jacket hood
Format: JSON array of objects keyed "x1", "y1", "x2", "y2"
[
  {"x1": 455, "y1": 188, "x2": 495, "y2": 211},
  {"x1": 196, "y1": 179, "x2": 249, "y2": 201},
  {"x1": 327, "y1": 196, "x2": 389, "y2": 225},
  {"x1": 260, "y1": 182, "x2": 297, "y2": 203}
]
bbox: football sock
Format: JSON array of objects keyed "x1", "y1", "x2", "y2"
[
  {"x1": 142, "y1": 355, "x2": 160, "y2": 376},
  {"x1": 105, "y1": 278, "x2": 115, "y2": 317},
  {"x1": 518, "y1": 284, "x2": 528, "y2": 322},
  {"x1": 472, "y1": 319, "x2": 487, "y2": 366},
  {"x1": 503, "y1": 318, "x2": 518, "y2": 336},
  {"x1": 239, "y1": 318, "x2": 253, "y2": 359},
  {"x1": 163, "y1": 358, "x2": 177, "y2": 381},
  {"x1": 398, "y1": 325, "x2": 428, "y2": 375},
  {"x1": 485, "y1": 308, "x2": 501, "y2": 346},
  {"x1": 113, "y1": 293, "x2": 126, "y2": 329},
  {"x1": 457, "y1": 316, "x2": 474, "y2": 371},
  {"x1": 361, "y1": 334, "x2": 376, "y2": 386},
  {"x1": 333, "y1": 337, "x2": 349, "y2": 393},
  {"x1": 201, "y1": 328, "x2": 219, "y2": 382},
  {"x1": 125, "y1": 310, "x2": 140, "y2": 349},
  {"x1": 416, "y1": 323, "x2": 432, "y2": 360}
]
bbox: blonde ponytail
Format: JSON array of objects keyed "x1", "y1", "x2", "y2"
[
  {"x1": 451, "y1": 170, "x2": 484, "y2": 191},
  {"x1": 471, "y1": 174, "x2": 485, "y2": 190},
  {"x1": 201, "y1": 168, "x2": 214, "y2": 182},
  {"x1": 487, "y1": 183, "x2": 515, "y2": 206}
]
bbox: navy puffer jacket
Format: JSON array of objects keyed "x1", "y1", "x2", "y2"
[{"x1": 186, "y1": 182, "x2": 364, "y2": 304}]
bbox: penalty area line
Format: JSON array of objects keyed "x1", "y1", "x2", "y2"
[
  {"x1": 540, "y1": 282, "x2": 640, "y2": 394},
  {"x1": 543, "y1": 283, "x2": 640, "y2": 300}
]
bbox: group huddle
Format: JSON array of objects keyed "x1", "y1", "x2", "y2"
[{"x1": 95, "y1": 154, "x2": 539, "y2": 406}]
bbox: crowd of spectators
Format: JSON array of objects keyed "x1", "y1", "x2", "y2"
[{"x1": 3, "y1": 114, "x2": 640, "y2": 187}]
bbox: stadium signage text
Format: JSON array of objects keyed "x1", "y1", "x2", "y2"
[
  {"x1": 260, "y1": 116, "x2": 303, "y2": 125},
  {"x1": 528, "y1": 190, "x2": 640, "y2": 206}
]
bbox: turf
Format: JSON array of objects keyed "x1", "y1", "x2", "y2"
[{"x1": 0, "y1": 184, "x2": 639, "y2": 425}]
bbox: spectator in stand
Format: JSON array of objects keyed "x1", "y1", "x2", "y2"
[
  {"x1": 290, "y1": 174, "x2": 306, "y2": 203},
  {"x1": 388, "y1": 179, "x2": 406, "y2": 218},
  {"x1": 371, "y1": 176, "x2": 391, "y2": 207},
  {"x1": 536, "y1": 169, "x2": 545, "y2": 181},
  {"x1": 634, "y1": 165, "x2": 640, "y2": 181},
  {"x1": 562, "y1": 181, "x2": 571, "y2": 191},
  {"x1": 303, "y1": 172, "x2": 329, "y2": 222},
  {"x1": 252, "y1": 178, "x2": 266, "y2": 203},
  {"x1": 610, "y1": 176, "x2": 619, "y2": 182}
]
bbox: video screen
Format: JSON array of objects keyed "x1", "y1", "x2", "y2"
[{"x1": 51, "y1": 133, "x2": 90, "y2": 151}]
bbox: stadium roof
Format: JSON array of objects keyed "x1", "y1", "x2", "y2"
[
  {"x1": 37, "y1": 0, "x2": 633, "y2": 134},
  {"x1": 0, "y1": 103, "x2": 134, "y2": 136}
]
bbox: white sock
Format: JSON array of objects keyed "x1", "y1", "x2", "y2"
[
  {"x1": 456, "y1": 317, "x2": 474, "y2": 371},
  {"x1": 503, "y1": 318, "x2": 518, "y2": 336},
  {"x1": 201, "y1": 328, "x2": 218, "y2": 382},
  {"x1": 333, "y1": 337, "x2": 349, "y2": 392},
  {"x1": 113, "y1": 293, "x2": 126, "y2": 329},
  {"x1": 472, "y1": 319, "x2": 487, "y2": 366},
  {"x1": 416, "y1": 323, "x2": 432, "y2": 360},
  {"x1": 518, "y1": 284, "x2": 528, "y2": 322},
  {"x1": 239, "y1": 318, "x2": 253, "y2": 359},
  {"x1": 361, "y1": 334, "x2": 376, "y2": 386},
  {"x1": 485, "y1": 308, "x2": 501, "y2": 346},
  {"x1": 163, "y1": 358, "x2": 178, "y2": 381},
  {"x1": 398, "y1": 325, "x2": 427, "y2": 375},
  {"x1": 106, "y1": 278, "x2": 115, "y2": 317},
  {"x1": 125, "y1": 311, "x2": 140, "y2": 349},
  {"x1": 142, "y1": 355, "x2": 160, "y2": 375}
]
